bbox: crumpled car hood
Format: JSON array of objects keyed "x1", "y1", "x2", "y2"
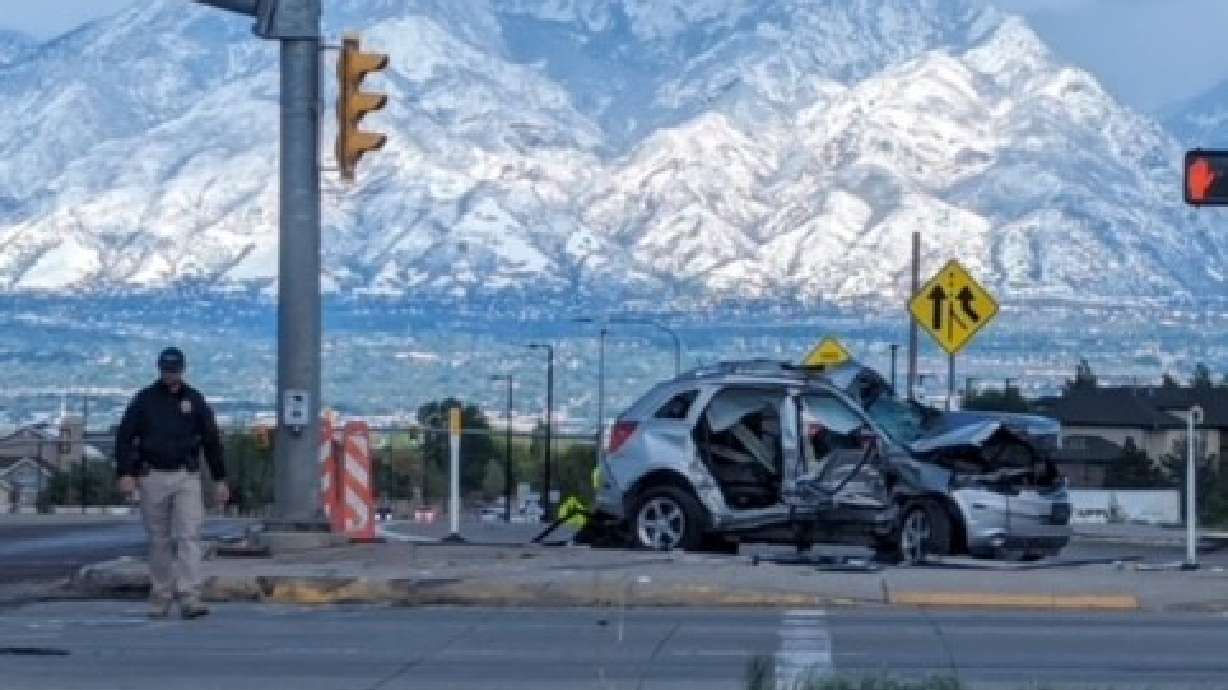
[
  {"x1": 909, "y1": 420, "x2": 1003, "y2": 454},
  {"x1": 909, "y1": 411, "x2": 1060, "y2": 456}
]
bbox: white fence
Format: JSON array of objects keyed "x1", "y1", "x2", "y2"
[{"x1": 1067, "y1": 489, "x2": 1181, "y2": 525}]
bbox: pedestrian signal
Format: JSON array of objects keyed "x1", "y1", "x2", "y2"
[{"x1": 1185, "y1": 150, "x2": 1228, "y2": 206}]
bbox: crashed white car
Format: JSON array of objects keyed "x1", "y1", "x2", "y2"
[{"x1": 588, "y1": 360, "x2": 1071, "y2": 562}]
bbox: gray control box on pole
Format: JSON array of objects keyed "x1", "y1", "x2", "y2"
[{"x1": 194, "y1": 0, "x2": 322, "y2": 522}]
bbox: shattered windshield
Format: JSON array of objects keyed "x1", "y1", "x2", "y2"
[{"x1": 864, "y1": 395, "x2": 926, "y2": 446}]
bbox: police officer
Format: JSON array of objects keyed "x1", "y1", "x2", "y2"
[{"x1": 116, "y1": 347, "x2": 228, "y2": 619}]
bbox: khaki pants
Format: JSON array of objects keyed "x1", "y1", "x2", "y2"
[{"x1": 139, "y1": 470, "x2": 204, "y2": 605}]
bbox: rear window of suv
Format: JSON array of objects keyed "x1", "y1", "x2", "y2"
[{"x1": 655, "y1": 390, "x2": 699, "y2": 419}]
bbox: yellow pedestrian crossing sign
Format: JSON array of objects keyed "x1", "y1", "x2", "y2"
[
  {"x1": 803, "y1": 337, "x2": 852, "y2": 367},
  {"x1": 909, "y1": 260, "x2": 999, "y2": 355}
]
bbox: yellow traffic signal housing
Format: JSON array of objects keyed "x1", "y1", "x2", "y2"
[{"x1": 336, "y1": 34, "x2": 388, "y2": 182}]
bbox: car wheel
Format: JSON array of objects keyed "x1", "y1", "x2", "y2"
[
  {"x1": 633, "y1": 486, "x2": 705, "y2": 551},
  {"x1": 899, "y1": 502, "x2": 951, "y2": 565}
]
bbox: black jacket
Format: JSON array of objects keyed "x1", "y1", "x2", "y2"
[{"x1": 115, "y1": 381, "x2": 225, "y2": 479}]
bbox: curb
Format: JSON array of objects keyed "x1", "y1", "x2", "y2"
[
  {"x1": 72, "y1": 562, "x2": 868, "y2": 608},
  {"x1": 889, "y1": 591, "x2": 1140, "y2": 610},
  {"x1": 74, "y1": 559, "x2": 1144, "y2": 611}
]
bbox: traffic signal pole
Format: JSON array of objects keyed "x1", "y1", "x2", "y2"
[
  {"x1": 195, "y1": 0, "x2": 322, "y2": 522},
  {"x1": 277, "y1": 29, "x2": 322, "y2": 522}
]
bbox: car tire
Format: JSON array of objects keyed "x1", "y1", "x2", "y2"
[
  {"x1": 899, "y1": 501, "x2": 952, "y2": 565},
  {"x1": 632, "y1": 485, "x2": 705, "y2": 551}
]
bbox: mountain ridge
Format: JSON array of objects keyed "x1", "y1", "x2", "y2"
[{"x1": 0, "y1": 0, "x2": 1219, "y2": 307}]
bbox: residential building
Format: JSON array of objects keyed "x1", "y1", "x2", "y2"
[
  {"x1": 0, "y1": 457, "x2": 55, "y2": 512},
  {"x1": 1039, "y1": 386, "x2": 1227, "y2": 467},
  {"x1": 0, "y1": 417, "x2": 105, "y2": 473}
]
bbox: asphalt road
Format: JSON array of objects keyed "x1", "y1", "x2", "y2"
[
  {"x1": 1, "y1": 603, "x2": 1227, "y2": 689},
  {"x1": 0, "y1": 518, "x2": 247, "y2": 587}
]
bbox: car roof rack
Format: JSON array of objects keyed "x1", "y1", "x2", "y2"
[{"x1": 682, "y1": 359, "x2": 835, "y2": 380}]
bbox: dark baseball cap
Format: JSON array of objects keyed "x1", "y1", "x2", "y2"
[{"x1": 157, "y1": 347, "x2": 186, "y2": 373}]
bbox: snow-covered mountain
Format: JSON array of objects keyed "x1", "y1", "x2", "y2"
[
  {"x1": 1165, "y1": 79, "x2": 1228, "y2": 149},
  {"x1": 0, "y1": 30, "x2": 33, "y2": 65},
  {"x1": 0, "y1": 0, "x2": 1220, "y2": 306}
]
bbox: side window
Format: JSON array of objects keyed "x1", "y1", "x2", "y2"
[
  {"x1": 655, "y1": 390, "x2": 698, "y2": 420},
  {"x1": 801, "y1": 392, "x2": 869, "y2": 470}
]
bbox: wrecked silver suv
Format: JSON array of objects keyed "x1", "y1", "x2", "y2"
[{"x1": 592, "y1": 360, "x2": 1071, "y2": 562}]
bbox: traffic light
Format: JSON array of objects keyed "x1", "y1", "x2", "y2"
[
  {"x1": 1185, "y1": 150, "x2": 1228, "y2": 206},
  {"x1": 336, "y1": 34, "x2": 388, "y2": 182}
]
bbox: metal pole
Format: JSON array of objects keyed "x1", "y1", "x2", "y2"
[
  {"x1": 1185, "y1": 406, "x2": 1203, "y2": 569},
  {"x1": 445, "y1": 407, "x2": 463, "y2": 542},
  {"x1": 274, "y1": 28, "x2": 322, "y2": 522},
  {"x1": 36, "y1": 437, "x2": 44, "y2": 514},
  {"x1": 504, "y1": 376, "x2": 513, "y2": 523},
  {"x1": 908, "y1": 231, "x2": 920, "y2": 401},
  {"x1": 544, "y1": 346, "x2": 554, "y2": 521},
  {"x1": 669, "y1": 329, "x2": 681, "y2": 377},
  {"x1": 80, "y1": 393, "x2": 89, "y2": 510},
  {"x1": 890, "y1": 344, "x2": 898, "y2": 394},
  {"x1": 947, "y1": 354, "x2": 955, "y2": 412},
  {"x1": 597, "y1": 328, "x2": 607, "y2": 462},
  {"x1": 193, "y1": 0, "x2": 323, "y2": 524}
]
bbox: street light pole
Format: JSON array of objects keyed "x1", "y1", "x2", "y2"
[
  {"x1": 571, "y1": 318, "x2": 609, "y2": 464},
  {"x1": 491, "y1": 374, "x2": 514, "y2": 522},
  {"x1": 527, "y1": 344, "x2": 554, "y2": 521},
  {"x1": 609, "y1": 318, "x2": 682, "y2": 377}
]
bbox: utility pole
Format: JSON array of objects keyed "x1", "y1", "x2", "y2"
[
  {"x1": 908, "y1": 231, "x2": 920, "y2": 401},
  {"x1": 195, "y1": 0, "x2": 322, "y2": 522}
]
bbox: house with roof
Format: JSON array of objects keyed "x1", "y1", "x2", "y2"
[
  {"x1": 0, "y1": 457, "x2": 56, "y2": 512},
  {"x1": 1039, "y1": 386, "x2": 1226, "y2": 467},
  {"x1": 0, "y1": 417, "x2": 106, "y2": 473},
  {"x1": 1050, "y1": 434, "x2": 1126, "y2": 488}
]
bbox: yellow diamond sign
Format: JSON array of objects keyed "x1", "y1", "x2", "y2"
[
  {"x1": 803, "y1": 337, "x2": 852, "y2": 367},
  {"x1": 909, "y1": 260, "x2": 999, "y2": 355}
]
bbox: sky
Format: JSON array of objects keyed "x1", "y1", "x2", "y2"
[{"x1": 2, "y1": 0, "x2": 1227, "y2": 113}]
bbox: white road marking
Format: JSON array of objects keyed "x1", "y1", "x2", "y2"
[{"x1": 776, "y1": 609, "x2": 832, "y2": 690}]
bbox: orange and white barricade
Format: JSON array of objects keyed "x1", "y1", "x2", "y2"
[
  {"x1": 319, "y1": 415, "x2": 343, "y2": 532},
  {"x1": 340, "y1": 421, "x2": 376, "y2": 540}
]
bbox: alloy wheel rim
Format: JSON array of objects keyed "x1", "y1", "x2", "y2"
[
  {"x1": 901, "y1": 508, "x2": 931, "y2": 563},
  {"x1": 637, "y1": 497, "x2": 685, "y2": 550}
]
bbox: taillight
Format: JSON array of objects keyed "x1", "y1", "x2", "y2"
[{"x1": 608, "y1": 421, "x2": 638, "y2": 455}]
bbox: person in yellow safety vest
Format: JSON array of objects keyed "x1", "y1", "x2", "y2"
[{"x1": 558, "y1": 495, "x2": 587, "y2": 529}]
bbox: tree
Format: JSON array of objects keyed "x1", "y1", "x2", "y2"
[
  {"x1": 416, "y1": 399, "x2": 494, "y2": 498},
  {"x1": 1160, "y1": 437, "x2": 1228, "y2": 526},
  {"x1": 1063, "y1": 359, "x2": 1097, "y2": 394},
  {"x1": 1162, "y1": 373, "x2": 1180, "y2": 389},
  {"x1": 38, "y1": 462, "x2": 124, "y2": 509},
  {"x1": 1104, "y1": 438, "x2": 1167, "y2": 489},
  {"x1": 1194, "y1": 363, "x2": 1214, "y2": 389},
  {"x1": 554, "y1": 441, "x2": 598, "y2": 504},
  {"x1": 963, "y1": 387, "x2": 1031, "y2": 413}
]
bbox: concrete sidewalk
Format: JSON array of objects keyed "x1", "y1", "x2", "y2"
[
  {"x1": 1074, "y1": 522, "x2": 1228, "y2": 548},
  {"x1": 71, "y1": 538, "x2": 1228, "y2": 613}
]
